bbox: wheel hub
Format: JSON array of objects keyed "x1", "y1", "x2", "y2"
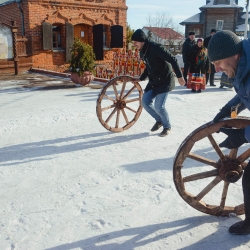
[
  {"x1": 115, "y1": 100, "x2": 126, "y2": 109},
  {"x1": 217, "y1": 157, "x2": 243, "y2": 183}
]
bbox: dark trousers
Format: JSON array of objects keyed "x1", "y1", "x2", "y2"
[
  {"x1": 183, "y1": 63, "x2": 190, "y2": 84},
  {"x1": 243, "y1": 162, "x2": 250, "y2": 221},
  {"x1": 206, "y1": 72, "x2": 215, "y2": 85}
]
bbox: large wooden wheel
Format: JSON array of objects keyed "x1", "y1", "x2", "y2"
[
  {"x1": 173, "y1": 117, "x2": 250, "y2": 216},
  {"x1": 96, "y1": 76, "x2": 143, "y2": 132}
]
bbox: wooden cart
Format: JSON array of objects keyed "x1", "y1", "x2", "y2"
[
  {"x1": 173, "y1": 117, "x2": 250, "y2": 216},
  {"x1": 96, "y1": 75, "x2": 143, "y2": 132}
]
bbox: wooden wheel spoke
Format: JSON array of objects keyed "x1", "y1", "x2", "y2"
[
  {"x1": 207, "y1": 134, "x2": 225, "y2": 160},
  {"x1": 183, "y1": 169, "x2": 218, "y2": 182},
  {"x1": 125, "y1": 106, "x2": 137, "y2": 113},
  {"x1": 195, "y1": 176, "x2": 222, "y2": 201},
  {"x1": 112, "y1": 84, "x2": 119, "y2": 99},
  {"x1": 125, "y1": 97, "x2": 140, "y2": 104},
  {"x1": 104, "y1": 94, "x2": 115, "y2": 102},
  {"x1": 105, "y1": 107, "x2": 117, "y2": 123},
  {"x1": 101, "y1": 104, "x2": 116, "y2": 111},
  {"x1": 121, "y1": 109, "x2": 129, "y2": 123},
  {"x1": 242, "y1": 161, "x2": 248, "y2": 169},
  {"x1": 229, "y1": 148, "x2": 238, "y2": 159},
  {"x1": 115, "y1": 109, "x2": 121, "y2": 128},
  {"x1": 119, "y1": 80, "x2": 127, "y2": 99},
  {"x1": 187, "y1": 152, "x2": 217, "y2": 168},
  {"x1": 237, "y1": 148, "x2": 250, "y2": 164},
  {"x1": 122, "y1": 85, "x2": 136, "y2": 100},
  {"x1": 219, "y1": 181, "x2": 230, "y2": 210}
]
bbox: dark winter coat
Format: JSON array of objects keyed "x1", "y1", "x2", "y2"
[
  {"x1": 225, "y1": 39, "x2": 250, "y2": 141},
  {"x1": 182, "y1": 37, "x2": 196, "y2": 64},
  {"x1": 139, "y1": 40, "x2": 183, "y2": 95},
  {"x1": 203, "y1": 36, "x2": 211, "y2": 48},
  {"x1": 188, "y1": 44, "x2": 208, "y2": 74}
]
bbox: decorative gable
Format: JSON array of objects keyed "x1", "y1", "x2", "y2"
[
  {"x1": 70, "y1": 13, "x2": 95, "y2": 26},
  {"x1": 45, "y1": 10, "x2": 69, "y2": 23},
  {"x1": 95, "y1": 14, "x2": 114, "y2": 26}
]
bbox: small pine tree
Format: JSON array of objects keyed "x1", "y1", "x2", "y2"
[
  {"x1": 69, "y1": 38, "x2": 96, "y2": 76},
  {"x1": 126, "y1": 24, "x2": 134, "y2": 50}
]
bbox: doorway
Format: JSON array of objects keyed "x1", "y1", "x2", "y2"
[{"x1": 74, "y1": 24, "x2": 91, "y2": 45}]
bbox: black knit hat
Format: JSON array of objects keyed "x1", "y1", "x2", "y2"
[
  {"x1": 208, "y1": 30, "x2": 242, "y2": 62},
  {"x1": 210, "y1": 29, "x2": 216, "y2": 33},
  {"x1": 188, "y1": 31, "x2": 195, "y2": 36},
  {"x1": 131, "y1": 29, "x2": 147, "y2": 42}
]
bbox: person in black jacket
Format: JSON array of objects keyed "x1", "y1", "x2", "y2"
[
  {"x1": 131, "y1": 29, "x2": 185, "y2": 137},
  {"x1": 204, "y1": 29, "x2": 217, "y2": 86},
  {"x1": 182, "y1": 31, "x2": 196, "y2": 85}
]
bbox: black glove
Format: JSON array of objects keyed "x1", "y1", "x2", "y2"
[
  {"x1": 219, "y1": 128, "x2": 247, "y2": 149},
  {"x1": 213, "y1": 105, "x2": 231, "y2": 123}
]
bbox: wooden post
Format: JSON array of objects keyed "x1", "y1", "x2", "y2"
[{"x1": 11, "y1": 21, "x2": 19, "y2": 75}]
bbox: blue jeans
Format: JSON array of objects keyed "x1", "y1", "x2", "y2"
[{"x1": 142, "y1": 90, "x2": 170, "y2": 129}]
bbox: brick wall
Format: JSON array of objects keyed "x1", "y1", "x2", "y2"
[{"x1": 0, "y1": 0, "x2": 127, "y2": 73}]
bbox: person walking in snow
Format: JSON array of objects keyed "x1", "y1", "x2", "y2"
[
  {"x1": 208, "y1": 30, "x2": 250, "y2": 235},
  {"x1": 131, "y1": 29, "x2": 185, "y2": 137},
  {"x1": 182, "y1": 31, "x2": 196, "y2": 85}
]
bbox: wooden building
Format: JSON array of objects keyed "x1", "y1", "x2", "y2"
[
  {"x1": 180, "y1": 0, "x2": 247, "y2": 38},
  {"x1": 0, "y1": 0, "x2": 127, "y2": 74}
]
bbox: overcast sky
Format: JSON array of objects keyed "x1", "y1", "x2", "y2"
[{"x1": 0, "y1": 0, "x2": 247, "y2": 33}]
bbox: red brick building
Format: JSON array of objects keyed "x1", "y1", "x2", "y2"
[{"x1": 0, "y1": 0, "x2": 127, "y2": 74}]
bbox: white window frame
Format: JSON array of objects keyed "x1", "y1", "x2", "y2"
[
  {"x1": 194, "y1": 28, "x2": 200, "y2": 35},
  {"x1": 216, "y1": 20, "x2": 224, "y2": 31}
]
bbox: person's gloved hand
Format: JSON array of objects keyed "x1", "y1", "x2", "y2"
[
  {"x1": 213, "y1": 105, "x2": 231, "y2": 123},
  {"x1": 219, "y1": 128, "x2": 247, "y2": 149}
]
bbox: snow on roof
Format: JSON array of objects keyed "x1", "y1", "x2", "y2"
[
  {"x1": 236, "y1": 23, "x2": 249, "y2": 32},
  {"x1": 200, "y1": 0, "x2": 243, "y2": 9},
  {"x1": 240, "y1": 12, "x2": 250, "y2": 19},
  {"x1": 180, "y1": 13, "x2": 200, "y2": 24}
]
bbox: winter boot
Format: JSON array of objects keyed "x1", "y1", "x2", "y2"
[
  {"x1": 160, "y1": 128, "x2": 171, "y2": 137},
  {"x1": 229, "y1": 220, "x2": 250, "y2": 235},
  {"x1": 151, "y1": 121, "x2": 162, "y2": 132}
]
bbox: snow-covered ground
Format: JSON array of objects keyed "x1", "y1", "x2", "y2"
[{"x1": 0, "y1": 73, "x2": 250, "y2": 250}]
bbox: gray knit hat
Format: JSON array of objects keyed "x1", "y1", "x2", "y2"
[{"x1": 208, "y1": 30, "x2": 242, "y2": 62}]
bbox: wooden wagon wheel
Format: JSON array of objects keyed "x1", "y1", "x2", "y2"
[
  {"x1": 96, "y1": 75, "x2": 143, "y2": 132},
  {"x1": 173, "y1": 117, "x2": 250, "y2": 216}
]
